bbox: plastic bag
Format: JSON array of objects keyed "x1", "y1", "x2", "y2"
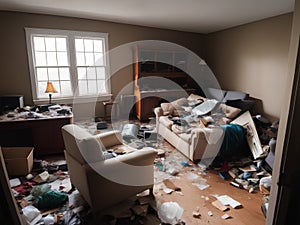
[
  {"x1": 58, "y1": 210, "x2": 83, "y2": 225},
  {"x1": 158, "y1": 202, "x2": 184, "y2": 225}
]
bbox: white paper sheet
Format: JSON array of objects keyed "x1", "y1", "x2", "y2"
[{"x1": 217, "y1": 195, "x2": 241, "y2": 208}]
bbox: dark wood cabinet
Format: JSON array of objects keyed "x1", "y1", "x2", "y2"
[
  {"x1": 0, "y1": 116, "x2": 73, "y2": 157},
  {"x1": 133, "y1": 47, "x2": 196, "y2": 121}
]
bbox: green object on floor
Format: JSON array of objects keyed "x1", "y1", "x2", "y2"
[{"x1": 35, "y1": 190, "x2": 68, "y2": 210}]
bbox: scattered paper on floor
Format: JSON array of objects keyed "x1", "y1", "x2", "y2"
[{"x1": 217, "y1": 195, "x2": 241, "y2": 208}]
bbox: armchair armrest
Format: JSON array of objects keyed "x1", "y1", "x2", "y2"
[{"x1": 84, "y1": 148, "x2": 157, "y2": 186}]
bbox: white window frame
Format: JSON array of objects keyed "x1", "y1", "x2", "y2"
[{"x1": 25, "y1": 28, "x2": 112, "y2": 104}]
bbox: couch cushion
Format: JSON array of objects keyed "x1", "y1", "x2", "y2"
[
  {"x1": 171, "y1": 97, "x2": 188, "y2": 108},
  {"x1": 159, "y1": 116, "x2": 174, "y2": 129},
  {"x1": 161, "y1": 103, "x2": 175, "y2": 115}
]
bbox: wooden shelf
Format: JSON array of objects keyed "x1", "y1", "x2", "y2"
[{"x1": 133, "y1": 47, "x2": 196, "y2": 121}]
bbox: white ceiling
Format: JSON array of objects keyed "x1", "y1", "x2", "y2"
[{"x1": 0, "y1": 0, "x2": 295, "y2": 33}]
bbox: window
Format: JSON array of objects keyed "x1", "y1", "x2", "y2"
[{"x1": 25, "y1": 28, "x2": 111, "y2": 104}]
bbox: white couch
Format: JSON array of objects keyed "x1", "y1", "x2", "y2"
[{"x1": 154, "y1": 94, "x2": 242, "y2": 162}]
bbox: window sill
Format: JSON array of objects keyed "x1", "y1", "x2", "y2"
[{"x1": 33, "y1": 94, "x2": 112, "y2": 105}]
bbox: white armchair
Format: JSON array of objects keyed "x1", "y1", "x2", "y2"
[{"x1": 61, "y1": 124, "x2": 157, "y2": 212}]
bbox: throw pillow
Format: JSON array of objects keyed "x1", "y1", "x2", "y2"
[
  {"x1": 220, "y1": 104, "x2": 241, "y2": 119},
  {"x1": 161, "y1": 103, "x2": 175, "y2": 115},
  {"x1": 171, "y1": 97, "x2": 188, "y2": 108}
]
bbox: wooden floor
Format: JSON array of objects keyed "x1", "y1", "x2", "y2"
[
  {"x1": 154, "y1": 169, "x2": 265, "y2": 225},
  {"x1": 152, "y1": 142, "x2": 266, "y2": 225},
  {"x1": 88, "y1": 141, "x2": 266, "y2": 225},
  {"x1": 44, "y1": 121, "x2": 266, "y2": 225}
]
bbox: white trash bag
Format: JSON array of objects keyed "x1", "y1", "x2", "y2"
[{"x1": 158, "y1": 202, "x2": 184, "y2": 224}]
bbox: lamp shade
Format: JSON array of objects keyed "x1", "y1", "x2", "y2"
[{"x1": 45, "y1": 82, "x2": 58, "y2": 93}]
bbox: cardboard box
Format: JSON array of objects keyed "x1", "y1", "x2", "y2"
[{"x1": 1, "y1": 147, "x2": 34, "y2": 177}]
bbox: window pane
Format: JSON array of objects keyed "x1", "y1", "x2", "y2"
[
  {"x1": 75, "y1": 39, "x2": 84, "y2": 52},
  {"x1": 38, "y1": 81, "x2": 48, "y2": 98},
  {"x1": 78, "y1": 80, "x2": 88, "y2": 95},
  {"x1": 36, "y1": 68, "x2": 48, "y2": 81},
  {"x1": 48, "y1": 68, "x2": 59, "y2": 80},
  {"x1": 77, "y1": 68, "x2": 86, "y2": 79},
  {"x1": 33, "y1": 37, "x2": 45, "y2": 51},
  {"x1": 87, "y1": 67, "x2": 96, "y2": 79},
  {"x1": 46, "y1": 52, "x2": 57, "y2": 66},
  {"x1": 94, "y1": 53, "x2": 104, "y2": 66},
  {"x1": 93, "y1": 40, "x2": 103, "y2": 52},
  {"x1": 97, "y1": 80, "x2": 106, "y2": 93},
  {"x1": 76, "y1": 53, "x2": 85, "y2": 66},
  {"x1": 28, "y1": 29, "x2": 110, "y2": 100},
  {"x1": 35, "y1": 52, "x2": 46, "y2": 66},
  {"x1": 57, "y1": 52, "x2": 68, "y2": 66},
  {"x1": 84, "y1": 39, "x2": 93, "y2": 52},
  {"x1": 60, "y1": 81, "x2": 72, "y2": 96},
  {"x1": 96, "y1": 67, "x2": 105, "y2": 79},
  {"x1": 85, "y1": 53, "x2": 94, "y2": 66},
  {"x1": 59, "y1": 68, "x2": 70, "y2": 80},
  {"x1": 45, "y1": 37, "x2": 56, "y2": 51},
  {"x1": 56, "y1": 38, "x2": 67, "y2": 51},
  {"x1": 88, "y1": 80, "x2": 97, "y2": 95}
]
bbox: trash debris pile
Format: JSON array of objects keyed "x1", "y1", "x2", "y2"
[{"x1": 9, "y1": 159, "x2": 89, "y2": 225}]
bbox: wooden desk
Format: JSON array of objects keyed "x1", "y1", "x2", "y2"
[{"x1": 0, "y1": 114, "x2": 73, "y2": 157}]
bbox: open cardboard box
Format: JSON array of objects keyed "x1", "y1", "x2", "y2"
[{"x1": 1, "y1": 147, "x2": 34, "y2": 177}]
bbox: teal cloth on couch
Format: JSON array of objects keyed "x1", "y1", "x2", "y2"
[{"x1": 219, "y1": 123, "x2": 248, "y2": 158}]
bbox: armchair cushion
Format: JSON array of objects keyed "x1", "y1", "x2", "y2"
[
  {"x1": 97, "y1": 130, "x2": 123, "y2": 148},
  {"x1": 77, "y1": 136, "x2": 104, "y2": 163}
]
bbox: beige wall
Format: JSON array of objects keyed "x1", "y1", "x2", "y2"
[
  {"x1": 0, "y1": 11, "x2": 205, "y2": 118},
  {"x1": 0, "y1": 11, "x2": 294, "y2": 120},
  {"x1": 267, "y1": 0, "x2": 300, "y2": 223},
  {"x1": 205, "y1": 14, "x2": 293, "y2": 121}
]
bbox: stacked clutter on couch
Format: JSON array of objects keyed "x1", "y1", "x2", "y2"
[{"x1": 154, "y1": 90, "x2": 255, "y2": 162}]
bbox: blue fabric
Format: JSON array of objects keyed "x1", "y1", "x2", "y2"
[{"x1": 219, "y1": 123, "x2": 247, "y2": 157}]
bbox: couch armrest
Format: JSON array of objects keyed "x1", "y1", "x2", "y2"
[
  {"x1": 154, "y1": 107, "x2": 163, "y2": 117},
  {"x1": 154, "y1": 107, "x2": 163, "y2": 131},
  {"x1": 190, "y1": 127, "x2": 224, "y2": 161},
  {"x1": 94, "y1": 130, "x2": 123, "y2": 148}
]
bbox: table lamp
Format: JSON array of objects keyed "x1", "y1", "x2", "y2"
[{"x1": 45, "y1": 81, "x2": 57, "y2": 104}]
